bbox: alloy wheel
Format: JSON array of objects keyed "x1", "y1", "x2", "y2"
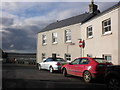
[
  {"x1": 83, "y1": 71, "x2": 92, "y2": 83},
  {"x1": 108, "y1": 78, "x2": 120, "y2": 90},
  {"x1": 49, "y1": 67, "x2": 54, "y2": 73},
  {"x1": 38, "y1": 65, "x2": 41, "y2": 70},
  {"x1": 63, "y1": 68, "x2": 67, "y2": 77}
]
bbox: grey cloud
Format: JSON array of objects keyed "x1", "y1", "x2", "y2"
[
  {"x1": 2, "y1": 23, "x2": 44, "y2": 52},
  {"x1": 2, "y1": 2, "x2": 118, "y2": 53},
  {"x1": 1, "y1": 18, "x2": 14, "y2": 26}
]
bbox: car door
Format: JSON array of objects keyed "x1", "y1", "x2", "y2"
[
  {"x1": 41, "y1": 59, "x2": 47, "y2": 69},
  {"x1": 66, "y1": 59, "x2": 80, "y2": 76},
  {"x1": 75, "y1": 58, "x2": 90, "y2": 77},
  {"x1": 44, "y1": 58, "x2": 53, "y2": 70}
]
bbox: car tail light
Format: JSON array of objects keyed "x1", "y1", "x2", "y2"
[
  {"x1": 96, "y1": 64, "x2": 106, "y2": 71},
  {"x1": 56, "y1": 62, "x2": 61, "y2": 66}
]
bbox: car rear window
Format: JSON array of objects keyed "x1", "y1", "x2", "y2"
[
  {"x1": 53, "y1": 58, "x2": 65, "y2": 62},
  {"x1": 93, "y1": 58, "x2": 110, "y2": 63}
]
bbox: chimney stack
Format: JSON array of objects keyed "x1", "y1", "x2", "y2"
[{"x1": 89, "y1": 0, "x2": 99, "y2": 13}]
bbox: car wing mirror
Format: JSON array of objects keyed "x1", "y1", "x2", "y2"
[
  {"x1": 43, "y1": 60, "x2": 46, "y2": 62},
  {"x1": 69, "y1": 63, "x2": 73, "y2": 65}
]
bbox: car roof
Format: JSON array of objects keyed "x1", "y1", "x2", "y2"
[
  {"x1": 47, "y1": 57, "x2": 63, "y2": 59},
  {"x1": 75, "y1": 57, "x2": 104, "y2": 59}
]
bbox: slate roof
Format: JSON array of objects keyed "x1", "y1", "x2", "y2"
[
  {"x1": 40, "y1": 12, "x2": 97, "y2": 32},
  {"x1": 39, "y1": 2, "x2": 120, "y2": 33}
]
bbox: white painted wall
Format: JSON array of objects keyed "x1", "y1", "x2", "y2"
[
  {"x1": 37, "y1": 7, "x2": 120, "y2": 65},
  {"x1": 81, "y1": 8, "x2": 119, "y2": 64},
  {"x1": 37, "y1": 23, "x2": 82, "y2": 63}
]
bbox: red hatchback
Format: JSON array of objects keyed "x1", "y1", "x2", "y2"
[{"x1": 61, "y1": 57, "x2": 113, "y2": 83}]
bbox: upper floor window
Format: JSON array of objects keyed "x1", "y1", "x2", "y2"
[
  {"x1": 52, "y1": 32, "x2": 57, "y2": 44},
  {"x1": 65, "y1": 30, "x2": 71, "y2": 42},
  {"x1": 102, "y1": 18, "x2": 111, "y2": 35},
  {"x1": 42, "y1": 34, "x2": 47, "y2": 45},
  {"x1": 87, "y1": 25, "x2": 93, "y2": 39}
]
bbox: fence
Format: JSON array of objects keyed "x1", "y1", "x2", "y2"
[{"x1": 16, "y1": 58, "x2": 36, "y2": 65}]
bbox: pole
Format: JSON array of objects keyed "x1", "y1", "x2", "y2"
[
  {"x1": 67, "y1": 44, "x2": 69, "y2": 55},
  {"x1": 81, "y1": 47, "x2": 82, "y2": 57},
  {"x1": 83, "y1": 48, "x2": 84, "y2": 57}
]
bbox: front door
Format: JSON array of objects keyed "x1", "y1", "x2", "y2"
[{"x1": 52, "y1": 53, "x2": 56, "y2": 58}]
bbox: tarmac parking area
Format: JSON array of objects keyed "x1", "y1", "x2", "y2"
[{"x1": 2, "y1": 63, "x2": 107, "y2": 89}]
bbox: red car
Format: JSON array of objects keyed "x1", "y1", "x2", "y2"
[{"x1": 61, "y1": 57, "x2": 113, "y2": 83}]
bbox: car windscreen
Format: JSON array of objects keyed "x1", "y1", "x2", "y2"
[
  {"x1": 93, "y1": 58, "x2": 110, "y2": 63},
  {"x1": 53, "y1": 58, "x2": 65, "y2": 62}
]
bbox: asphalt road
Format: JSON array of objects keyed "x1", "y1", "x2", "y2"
[{"x1": 2, "y1": 63, "x2": 107, "y2": 89}]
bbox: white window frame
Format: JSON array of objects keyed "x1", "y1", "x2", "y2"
[
  {"x1": 87, "y1": 25, "x2": 93, "y2": 39},
  {"x1": 42, "y1": 34, "x2": 47, "y2": 45},
  {"x1": 87, "y1": 54, "x2": 92, "y2": 57},
  {"x1": 102, "y1": 18, "x2": 112, "y2": 35},
  {"x1": 103, "y1": 54, "x2": 112, "y2": 62},
  {"x1": 65, "y1": 30, "x2": 71, "y2": 43},
  {"x1": 65, "y1": 54, "x2": 71, "y2": 61},
  {"x1": 52, "y1": 32, "x2": 57, "y2": 44},
  {"x1": 42, "y1": 53, "x2": 46, "y2": 61}
]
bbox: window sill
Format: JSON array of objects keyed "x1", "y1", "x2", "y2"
[
  {"x1": 42, "y1": 43, "x2": 47, "y2": 46},
  {"x1": 87, "y1": 36, "x2": 93, "y2": 39},
  {"x1": 65, "y1": 40, "x2": 72, "y2": 43},
  {"x1": 102, "y1": 31, "x2": 112, "y2": 36},
  {"x1": 52, "y1": 42, "x2": 58, "y2": 45}
]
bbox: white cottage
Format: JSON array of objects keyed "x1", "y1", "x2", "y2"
[{"x1": 37, "y1": 1, "x2": 120, "y2": 65}]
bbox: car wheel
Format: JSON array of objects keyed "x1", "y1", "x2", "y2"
[
  {"x1": 38, "y1": 64, "x2": 41, "y2": 70},
  {"x1": 83, "y1": 71, "x2": 92, "y2": 83},
  {"x1": 49, "y1": 67, "x2": 54, "y2": 73},
  {"x1": 62, "y1": 68, "x2": 68, "y2": 77},
  {"x1": 107, "y1": 77, "x2": 120, "y2": 90}
]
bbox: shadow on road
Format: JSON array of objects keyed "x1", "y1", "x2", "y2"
[
  {"x1": 2, "y1": 78, "x2": 107, "y2": 89},
  {"x1": 2, "y1": 63, "x2": 107, "y2": 89}
]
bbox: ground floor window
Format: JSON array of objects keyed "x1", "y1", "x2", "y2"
[
  {"x1": 87, "y1": 54, "x2": 92, "y2": 57},
  {"x1": 65, "y1": 54, "x2": 71, "y2": 61},
  {"x1": 103, "y1": 54, "x2": 112, "y2": 62},
  {"x1": 42, "y1": 53, "x2": 46, "y2": 61},
  {"x1": 52, "y1": 53, "x2": 56, "y2": 58}
]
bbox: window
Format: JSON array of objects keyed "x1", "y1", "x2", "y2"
[
  {"x1": 65, "y1": 54, "x2": 71, "y2": 61},
  {"x1": 52, "y1": 32, "x2": 57, "y2": 44},
  {"x1": 80, "y1": 59, "x2": 89, "y2": 64},
  {"x1": 87, "y1": 54, "x2": 92, "y2": 57},
  {"x1": 103, "y1": 54, "x2": 112, "y2": 62},
  {"x1": 42, "y1": 35, "x2": 47, "y2": 45},
  {"x1": 65, "y1": 30, "x2": 71, "y2": 42},
  {"x1": 102, "y1": 18, "x2": 111, "y2": 35},
  {"x1": 45, "y1": 58, "x2": 54, "y2": 62},
  {"x1": 42, "y1": 53, "x2": 46, "y2": 61},
  {"x1": 87, "y1": 26, "x2": 93, "y2": 38},
  {"x1": 93, "y1": 58, "x2": 110, "y2": 63},
  {"x1": 71, "y1": 59, "x2": 80, "y2": 65}
]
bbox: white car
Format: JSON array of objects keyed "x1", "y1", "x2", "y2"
[{"x1": 38, "y1": 57, "x2": 66, "y2": 73}]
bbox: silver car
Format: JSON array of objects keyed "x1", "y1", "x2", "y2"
[{"x1": 38, "y1": 57, "x2": 66, "y2": 73}]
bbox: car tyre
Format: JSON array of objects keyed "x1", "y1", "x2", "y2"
[
  {"x1": 83, "y1": 71, "x2": 92, "y2": 83},
  {"x1": 107, "y1": 77, "x2": 120, "y2": 90},
  {"x1": 62, "y1": 68, "x2": 68, "y2": 77},
  {"x1": 49, "y1": 67, "x2": 54, "y2": 73},
  {"x1": 38, "y1": 64, "x2": 41, "y2": 70}
]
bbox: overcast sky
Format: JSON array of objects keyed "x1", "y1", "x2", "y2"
[{"x1": 0, "y1": 0, "x2": 119, "y2": 53}]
